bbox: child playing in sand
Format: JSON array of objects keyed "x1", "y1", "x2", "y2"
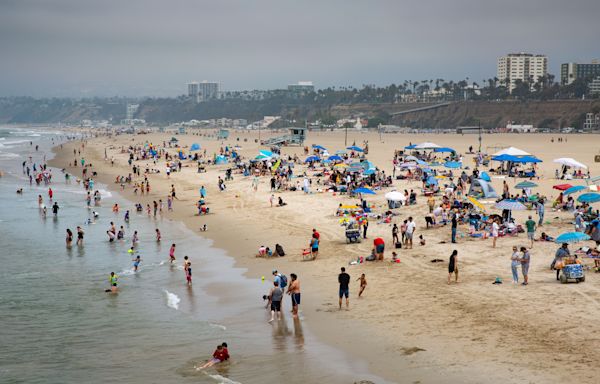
[{"x1": 357, "y1": 273, "x2": 367, "y2": 297}]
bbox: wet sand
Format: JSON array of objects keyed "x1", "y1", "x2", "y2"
[{"x1": 50, "y1": 130, "x2": 600, "y2": 383}]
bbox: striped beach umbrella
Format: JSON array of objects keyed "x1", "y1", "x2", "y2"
[{"x1": 494, "y1": 199, "x2": 526, "y2": 211}]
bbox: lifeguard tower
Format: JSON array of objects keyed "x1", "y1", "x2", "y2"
[
  {"x1": 261, "y1": 127, "x2": 306, "y2": 146},
  {"x1": 217, "y1": 129, "x2": 230, "y2": 140}
]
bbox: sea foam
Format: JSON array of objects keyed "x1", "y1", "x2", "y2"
[{"x1": 164, "y1": 290, "x2": 180, "y2": 310}]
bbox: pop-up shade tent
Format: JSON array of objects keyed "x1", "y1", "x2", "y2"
[{"x1": 468, "y1": 179, "x2": 499, "y2": 199}]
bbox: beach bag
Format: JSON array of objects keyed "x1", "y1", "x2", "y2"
[
  {"x1": 279, "y1": 274, "x2": 288, "y2": 288},
  {"x1": 395, "y1": 242, "x2": 402, "y2": 249}
]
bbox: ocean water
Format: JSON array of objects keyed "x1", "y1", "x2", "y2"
[{"x1": 0, "y1": 127, "x2": 387, "y2": 384}]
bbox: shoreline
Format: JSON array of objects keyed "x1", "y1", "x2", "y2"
[{"x1": 49, "y1": 130, "x2": 600, "y2": 383}]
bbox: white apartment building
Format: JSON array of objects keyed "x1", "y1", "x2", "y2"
[
  {"x1": 198, "y1": 81, "x2": 220, "y2": 101},
  {"x1": 497, "y1": 53, "x2": 548, "y2": 93}
]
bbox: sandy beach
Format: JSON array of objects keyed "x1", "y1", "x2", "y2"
[{"x1": 50, "y1": 130, "x2": 600, "y2": 383}]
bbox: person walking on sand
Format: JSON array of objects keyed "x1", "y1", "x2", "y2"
[
  {"x1": 525, "y1": 215, "x2": 536, "y2": 248},
  {"x1": 520, "y1": 246, "x2": 530, "y2": 285},
  {"x1": 357, "y1": 273, "x2": 367, "y2": 297},
  {"x1": 405, "y1": 217, "x2": 416, "y2": 249},
  {"x1": 510, "y1": 246, "x2": 520, "y2": 284},
  {"x1": 268, "y1": 281, "x2": 283, "y2": 323},
  {"x1": 448, "y1": 250, "x2": 458, "y2": 284},
  {"x1": 491, "y1": 219, "x2": 499, "y2": 248},
  {"x1": 338, "y1": 267, "x2": 350, "y2": 309},
  {"x1": 451, "y1": 210, "x2": 458, "y2": 244},
  {"x1": 309, "y1": 235, "x2": 319, "y2": 260},
  {"x1": 536, "y1": 199, "x2": 545, "y2": 227},
  {"x1": 287, "y1": 273, "x2": 300, "y2": 318}
]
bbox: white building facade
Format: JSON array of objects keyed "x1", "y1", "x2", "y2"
[{"x1": 497, "y1": 53, "x2": 548, "y2": 93}]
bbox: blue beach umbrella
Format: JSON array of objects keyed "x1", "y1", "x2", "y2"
[
  {"x1": 565, "y1": 186, "x2": 587, "y2": 195},
  {"x1": 555, "y1": 232, "x2": 590, "y2": 244},
  {"x1": 312, "y1": 144, "x2": 327, "y2": 151},
  {"x1": 577, "y1": 193, "x2": 600, "y2": 204},
  {"x1": 304, "y1": 155, "x2": 320, "y2": 163},
  {"x1": 190, "y1": 143, "x2": 201, "y2": 151},
  {"x1": 514, "y1": 155, "x2": 542, "y2": 163},
  {"x1": 328, "y1": 155, "x2": 343, "y2": 162},
  {"x1": 363, "y1": 169, "x2": 375, "y2": 175},
  {"x1": 444, "y1": 161, "x2": 462, "y2": 169},
  {"x1": 404, "y1": 144, "x2": 417, "y2": 150},
  {"x1": 347, "y1": 146, "x2": 364, "y2": 152},
  {"x1": 259, "y1": 150, "x2": 273, "y2": 157},
  {"x1": 354, "y1": 187, "x2": 376, "y2": 195},
  {"x1": 494, "y1": 199, "x2": 526, "y2": 211}
]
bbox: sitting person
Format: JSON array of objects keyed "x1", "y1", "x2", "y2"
[
  {"x1": 277, "y1": 196, "x2": 287, "y2": 206},
  {"x1": 195, "y1": 343, "x2": 230, "y2": 370},
  {"x1": 539, "y1": 232, "x2": 554, "y2": 242},
  {"x1": 419, "y1": 234, "x2": 426, "y2": 246},
  {"x1": 256, "y1": 246, "x2": 272, "y2": 257}
]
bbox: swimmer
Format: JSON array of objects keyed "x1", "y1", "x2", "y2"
[
  {"x1": 16, "y1": 188, "x2": 23, "y2": 194},
  {"x1": 132, "y1": 255, "x2": 142, "y2": 271},
  {"x1": 132, "y1": 231, "x2": 139, "y2": 246},
  {"x1": 105, "y1": 272, "x2": 118, "y2": 293}
]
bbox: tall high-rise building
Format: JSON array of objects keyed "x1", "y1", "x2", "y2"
[
  {"x1": 497, "y1": 53, "x2": 548, "y2": 93},
  {"x1": 187, "y1": 82, "x2": 200, "y2": 102},
  {"x1": 560, "y1": 60, "x2": 600, "y2": 85},
  {"x1": 126, "y1": 103, "x2": 139, "y2": 120},
  {"x1": 198, "y1": 81, "x2": 220, "y2": 101}
]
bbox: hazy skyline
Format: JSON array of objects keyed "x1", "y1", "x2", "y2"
[{"x1": 1, "y1": 0, "x2": 599, "y2": 97}]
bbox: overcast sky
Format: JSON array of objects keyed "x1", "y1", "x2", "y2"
[{"x1": 1, "y1": 0, "x2": 599, "y2": 97}]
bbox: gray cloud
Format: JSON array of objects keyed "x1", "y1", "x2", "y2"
[{"x1": 0, "y1": 0, "x2": 599, "y2": 96}]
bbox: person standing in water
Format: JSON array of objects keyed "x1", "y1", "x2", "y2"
[
  {"x1": 66, "y1": 228, "x2": 73, "y2": 247},
  {"x1": 106, "y1": 272, "x2": 118, "y2": 293},
  {"x1": 155, "y1": 228, "x2": 161, "y2": 242},
  {"x1": 268, "y1": 281, "x2": 283, "y2": 323},
  {"x1": 76, "y1": 226, "x2": 84, "y2": 246},
  {"x1": 169, "y1": 243, "x2": 176, "y2": 263},
  {"x1": 132, "y1": 255, "x2": 142, "y2": 272},
  {"x1": 287, "y1": 273, "x2": 300, "y2": 319},
  {"x1": 52, "y1": 202, "x2": 59, "y2": 217}
]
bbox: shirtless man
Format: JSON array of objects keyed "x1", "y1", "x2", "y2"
[{"x1": 287, "y1": 273, "x2": 301, "y2": 318}]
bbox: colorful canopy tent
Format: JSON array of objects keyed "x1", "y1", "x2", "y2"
[
  {"x1": 553, "y1": 158, "x2": 587, "y2": 169},
  {"x1": 492, "y1": 147, "x2": 530, "y2": 157},
  {"x1": 468, "y1": 179, "x2": 499, "y2": 199},
  {"x1": 414, "y1": 142, "x2": 441, "y2": 149},
  {"x1": 215, "y1": 155, "x2": 228, "y2": 165},
  {"x1": 492, "y1": 154, "x2": 541, "y2": 163}
]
